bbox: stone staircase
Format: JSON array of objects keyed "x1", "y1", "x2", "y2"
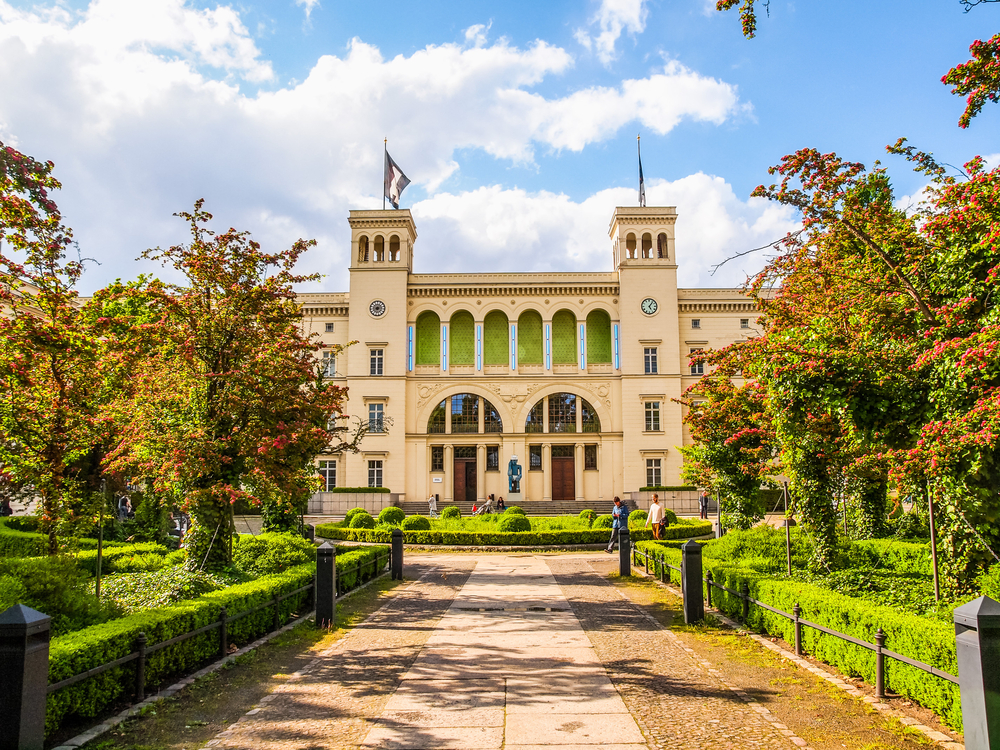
[{"x1": 397, "y1": 499, "x2": 630, "y2": 517}]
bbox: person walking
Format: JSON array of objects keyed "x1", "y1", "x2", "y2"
[
  {"x1": 699, "y1": 490, "x2": 710, "y2": 520},
  {"x1": 605, "y1": 496, "x2": 630, "y2": 553},
  {"x1": 428, "y1": 493, "x2": 438, "y2": 518},
  {"x1": 646, "y1": 494, "x2": 663, "y2": 540}
]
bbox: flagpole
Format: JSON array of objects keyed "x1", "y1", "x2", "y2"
[
  {"x1": 383, "y1": 138, "x2": 387, "y2": 210},
  {"x1": 637, "y1": 134, "x2": 641, "y2": 207}
]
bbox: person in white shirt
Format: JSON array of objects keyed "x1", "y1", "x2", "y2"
[
  {"x1": 646, "y1": 494, "x2": 664, "y2": 540},
  {"x1": 428, "y1": 493, "x2": 438, "y2": 518}
]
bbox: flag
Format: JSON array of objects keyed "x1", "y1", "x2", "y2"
[
  {"x1": 384, "y1": 151, "x2": 411, "y2": 209},
  {"x1": 638, "y1": 136, "x2": 646, "y2": 208}
]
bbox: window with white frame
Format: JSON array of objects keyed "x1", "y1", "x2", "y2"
[
  {"x1": 690, "y1": 348, "x2": 704, "y2": 376},
  {"x1": 486, "y1": 445, "x2": 499, "y2": 471},
  {"x1": 584, "y1": 444, "x2": 597, "y2": 470},
  {"x1": 321, "y1": 351, "x2": 336, "y2": 377},
  {"x1": 740, "y1": 318, "x2": 749, "y2": 329},
  {"x1": 370, "y1": 348, "x2": 384, "y2": 376},
  {"x1": 529, "y1": 445, "x2": 542, "y2": 470},
  {"x1": 368, "y1": 460, "x2": 383, "y2": 488},
  {"x1": 325, "y1": 322, "x2": 335, "y2": 333},
  {"x1": 431, "y1": 446, "x2": 444, "y2": 472},
  {"x1": 644, "y1": 347, "x2": 658, "y2": 374},
  {"x1": 644, "y1": 401, "x2": 661, "y2": 431},
  {"x1": 368, "y1": 403, "x2": 384, "y2": 433},
  {"x1": 646, "y1": 458, "x2": 662, "y2": 487},
  {"x1": 691, "y1": 319, "x2": 701, "y2": 329},
  {"x1": 318, "y1": 460, "x2": 336, "y2": 491}
]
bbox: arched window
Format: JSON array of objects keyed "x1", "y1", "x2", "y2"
[
  {"x1": 451, "y1": 393, "x2": 478, "y2": 433},
  {"x1": 374, "y1": 236, "x2": 385, "y2": 262},
  {"x1": 427, "y1": 400, "x2": 446, "y2": 433},
  {"x1": 552, "y1": 310, "x2": 576, "y2": 365},
  {"x1": 581, "y1": 398, "x2": 601, "y2": 432},
  {"x1": 358, "y1": 235, "x2": 369, "y2": 263},
  {"x1": 524, "y1": 399, "x2": 543, "y2": 433},
  {"x1": 523, "y1": 393, "x2": 602, "y2": 433},
  {"x1": 548, "y1": 392, "x2": 576, "y2": 433},
  {"x1": 484, "y1": 399, "x2": 503, "y2": 433},
  {"x1": 586, "y1": 310, "x2": 612, "y2": 364},
  {"x1": 415, "y1": 311, "x2": 440, "y2": 366},
  {"x1": 625, "y1": 233, "x2": 637, "y2": 259},
  {"x1": 642, "y1": 233, "x2": 653, "y2": 259},
  {"x1": 517, "y1": 310, "x2": 543, "y2": 365},
  {"x1": 484, "y1": 310, "x2": 508, "y2": 366},
  {"x1": 389, "y1": 235, "x2": 400, "y2": 262},
  {"x1": 657, "y1": 232, "x2": 667, "y2": 259},
  {"x1": 450, "y1": 311, "x2": 474, "y2": 366}
]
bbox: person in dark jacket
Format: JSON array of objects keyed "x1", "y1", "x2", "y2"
[{"x1": 605, "y1": 496, "x2": 630, "y2": 552}]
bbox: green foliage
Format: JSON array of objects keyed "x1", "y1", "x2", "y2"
[
  {"x1": 333, "y1": 545, "x2": 390, "y2": 590},
  {"x1": 344, "y1": 507, "x2": 367, "y2": 524},
  {"x1": 98, "y1": 567, "x2": 227, "y2": 614},
  {"x1": 891, "y1": 511, "x2": 930, "y2": 540},
  {"x1": 400, "y1": 515, "x2": 431, "y2": 531},
  {"x1": 497, "y1": 514, "x2": 531, "y2": 533},
  {"x1": 578, "y1": 509, "x2": 596, "y2": 524},
  {"x1": 0, "y1": 574, "x2": 27, "y2": 610},
  {"x1": 440, "y1": 506, "x2": 461, "y2": 520},
  {"x1": 593, "y1": 514, "x2": 613, "y2": 529},
  {"x1": 628, "y1": 510, "x2": 648, "y2": 530},
  {"x1": 4, "y1": 516, "x2": 40, "y2": 532},
  {"x1": 503, "y1": 505, "x2": 525, "y2": 516},
  {"x1": 701, "y1": 526, "x2": 815, "y2": 573},
  {"x1": 74, "y1": 543, "x2": 169, "y2": 575},
  {"x1": 978, "y1": 564, "x2": 1000, "y2": 599},
  {"x1": 232, "y1": 533, "x2": 316, "y2": 577},
  {"x1": 0, "y1": 517, "x2": 107, "y2": 558},
  {"x1": 377, "y1": 507, "x2": 405, "y2": 526},
  {"x1": 640, "y1": 485, "x2": 696, "y2": 491},
  {"x1": 348, "y1": 511, "x2": 375, "y2": 529},
  {"x1": 662, "y1": 509, "x2": 678, "y2": 526},
  {"x1": 0, "y1": 556, "x2": 112, "y2": 635}
]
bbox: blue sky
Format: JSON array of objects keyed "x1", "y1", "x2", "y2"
[{"x1": 1, "y1": 0, "x2": 997, "y2": 293}]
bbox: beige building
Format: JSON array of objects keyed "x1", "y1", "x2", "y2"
[{"x1": 302, "y1": 206, "x2": 756, "y2": 507}]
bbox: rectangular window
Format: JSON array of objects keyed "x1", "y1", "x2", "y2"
[
  {"x1": 529, "y1": 445, "x2": 542, "y2": 470},
  {"x1": 370, "y1": 348, "x2": 384, "y2": 376},
  {"x1": 321, "y1": 351, "x2": 336, "y2": 377},
  {"x1": 645, "y1": 402, "x2": 660, "y2": 432},
  {"x1": 486, "y1": 445, "x2": 499, "y2": 471},
  {"x1": 431, "y1": 446, "x2": 444, "y2": 472},
  {"x1": 368, "y1": 403, "x2": 384, "y2": 433},
  {"x1": 451, "y1": 394, "x2": 479, "y2": 433},
  {"x1": 691, "y1": 319, "x2": 701, "y2": 329},
  {"x1": 584, "y1": 444, "x2": 597, "y2": 470},
  {"x1": 368, "y1": 460, "x2": 383, "y2": 488},
  {"x1": 690, "y1": 348, "x2": 704, "y2": 376},
  {"x1": 740, "y1": 318, "x2": 749, "y2": 329},
  {"x1": 318, "y1": 460, "x2": 336, "y2": 491},
  {"x1": 644, "y1": 347, "x2": 658, "y2": 374},
  {"x1": 646, "y1": 458, "x2": 661, "y2": 488},
  {"x1": 325, "y1": 322, "x2": 335, "y2": 333}
]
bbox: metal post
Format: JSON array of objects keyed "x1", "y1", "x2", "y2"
[
  {"x1": 928, "y1": 488, "x2": 940, "y2": 604},
  {"x1": 315, "y1": 542, "x2": 336, "y2": 628},
  {"x1": 681, "y1": 540, "x2": 704, "y2": 623},
  {"x1": 391, "y1": 528, "x2": 404, "y2": 580},
  {"x1": 785, "y1": 518, "x2": 794, "y2": 576},
  {"x1": 716, "y1": 493, "x2": 723, "y2": 538},
  {"x1": 135, "y1": 632, "x2": 147, "y2": 701},
  {"x1": 618, "y1": 528, "x2": 631, "y2": 577},
  {"x1": 954, "y1": 596, "x2": 1000, "y2": 749},
  {"x1": 741, "y1": 581, "x2": 750, "y2": 621},
  {"x1": 272, "y1": 595, "x2": 281, "y2": 632},
  {"x1": 793, "y1": 604, "x2": 802, "y2": 656},
  {"x1": 0, "y1": 605, "x2": 50, "y2": 750},
  {"x1": 874, "y1": 628, "x2": 885, "y2": 699},
  {"x1": 219, "y1": 607, "x2": 228, "y2": 658},
  {"x1": 96, "y1": 479, "x2": 106, "y2": 602},
  {"x1": 705, "y1": 571, "x2": 713, "y2": 609},
  {"x1": 644, "y1": 547, "x2": 649, "y2": 575}
]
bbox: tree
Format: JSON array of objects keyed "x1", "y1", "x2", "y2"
[
  {"x1": 0, "y1": 142, "x2": 105, "y2": 553},
  {"x1": 104, "y1": 201, "x2": 350, "y2": 569}
]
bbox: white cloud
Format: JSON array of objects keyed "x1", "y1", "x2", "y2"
[
  {"x1": 576, "y1": 0, "x2": 648, "y2": 65},
  {"x1": 0, "y1": 1, "x2": 749, "y2": 293},
  {"x1": 296, "y1": 0, "x2": 320, "y2": 21}
]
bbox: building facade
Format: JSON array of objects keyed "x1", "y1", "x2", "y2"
[{"x1": 301, "y1": 206, "x2": 757, "y2": 506}]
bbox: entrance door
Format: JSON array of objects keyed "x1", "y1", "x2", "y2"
[
  {"x1": 551, "y1": 448, "x2": 575, "y2": 501},
  {"x1": 454, "y1": 447, "x2": 477, "y2": 502}
]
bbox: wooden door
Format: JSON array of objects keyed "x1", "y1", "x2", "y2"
[
  {"x1": 551, "y1": 456, "x2": 575, "y2": 501},
  {"x1": 454, "y1": 458, "x2": 477, "y2": 502}
]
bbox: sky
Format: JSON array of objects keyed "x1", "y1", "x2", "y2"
[{"x1": 1, "y1": 0, "x2": 998, "y2": 293}]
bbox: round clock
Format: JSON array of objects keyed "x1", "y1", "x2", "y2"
[
  {"x1": 369, "y1": 300, "x2": 386, "y2": 317},
  {"x1": 641, "y1": 298, "x2": 658, "y2": 315}
]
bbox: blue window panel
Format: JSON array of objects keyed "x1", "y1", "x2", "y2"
[
  {"x1": 407, "y1": 326, "x2": 414, "y2": 371},
  {"x1": 510, "y1": 324, "x2": 517, "y2": 370},
  {"x1": 613, "y1": 324, "x2": 620, "y2": 370},
  {"x1": 545, "y1": 324, "x2": 551, "y2": 370},
  {"x1": 476, "y1": 324, "x2": 482, "y2": 371},
  {"x1": 579, "y1": 323, "x2": 586, "y2": 370},
  {"x1": 442, "y1": 325, "x2": 448, "y2": 371}
]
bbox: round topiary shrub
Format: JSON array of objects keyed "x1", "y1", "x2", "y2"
[
  {"x1": 344, "y1": 507, "x2": 367, "y2": 525},
  {"x1": 401, "y1": 515, "x2": 431, "y2": 531},
  {"x1": 579, "y1": 509, "x2": 596, "y2": 522},
  {"x1": 593, "y1": 514, "x2": 613, "y2": 529},
  {"x1": 349, "y1": 511, "x2": 376, "y2": 529},
  {"x1": 662, "y1": 509, "x2": 678, "y2": 526},
  {"x1": 377, "y1": 507, "x2": 405, "y2": 526},
  {"x1": 497, "y1": 514, "x2": 531, "y2": 533},
  {"x1": 628, "y1": 510, "x2": 648, "y2": 530},
  {"x1": 503, "y1": 505, "x2": 525, "y2": 516},
  {"x1": 441, "y1": 506, "x2": 462, "y2": 520}
]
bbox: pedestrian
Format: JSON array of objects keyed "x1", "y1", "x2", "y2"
[
  {"x1": 605, "y1": 496, "x2": 630, "y2": 553},
  {"x1": 118, "y1": 495, "x2": 132, "y2": 521},
  {"x1": 472, "y1": 502, "x2": 478, "y2": 515},
  {"x1": 699, "y1": 490, "x2": 710, "y2": 520},
  {"x1": 428, "y1": 493, "x2": 438, "y2": 518},
  {"x1": 497, "y1": 496, "x2": 505, "y2": 512},
  {"x1": 0, "y1": 498, "x2": 12, "y2": 517},
  {"x1": 646, "y1": 494, "x2": 663, "y2": 540}
]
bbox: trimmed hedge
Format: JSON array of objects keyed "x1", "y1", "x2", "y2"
[
  {"x1": 315, "y1": 519, "x2": 712, "y2": 546},
  {"x1": 324, "y1": 486, "x2": 391, "y2": 493},
  {"x1": 635, "y1": 540, "x2": 961, "y2": 730},
  {"x1": 233, "y1": 533, "x2": 316, "y2": 577},
  {"x1": 593, "y1": 514, "x2": 613, "y2": 529},
  {"x1": 0, "y1": 519, "x2": 116, "y2": 558},
  {"x1": 377, "y1": 507, "x2": 405, "y2": 526},
  {"x1": 441, "y1": 506, "x2": 461, "y2": 520},
  {"x1": 74, "y1": 543, "x2": 170, "y2": 576},
  {"x1": 497, "y1": 515, "x2": 531, "y2": 533},
  {"x1": 401, "y1": 515, "x2": 431, "y2": 531},
  {"x1": 349, "y1": 511, "x2": 375, "y2": 529},
  {"x1": 504, "y1": 506, "x2": 525, "y2": 516}
]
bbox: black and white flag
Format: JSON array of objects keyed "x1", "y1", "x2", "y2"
[{"x1": 384, "y1": 151, "x2": 411, "y2": 209}]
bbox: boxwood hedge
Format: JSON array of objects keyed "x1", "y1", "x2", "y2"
[
  {"x1": 635, "y1": 540, "x2": 961, "y2": 730},
  {"x1": 0, "y1": 519, "x2": 115, "y2": 558}
]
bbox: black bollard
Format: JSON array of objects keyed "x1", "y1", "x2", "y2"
[
  {"x1": 681, "y1": 540, "x2": 705, "y2": 624},
  {"x1": 618, "y1": 527, "x2": 631, "y2": 577},
  {"x1": 0, "y1": 604, "x2": 51, "y2": 750},
  {"x1": 315, "y1": 542, "x2": 337, "y2": 628},
  {"x1": 391, "y1": 528, "x2": 404, "y2": 580},
  {"x1": 954, "y1": 596, "x2": 1000, "y2": 749}
]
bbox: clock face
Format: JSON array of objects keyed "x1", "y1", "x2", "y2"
[
  {"x1": 641, "y1": 298, "x2": 658, "y2": 315},
  {"x1": 369, "y1": 300, "x2": 386, "y2": 317}
]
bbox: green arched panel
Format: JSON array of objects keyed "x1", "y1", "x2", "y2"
[
  {"x1": 415, "y1": 311, "x2": 440, "y2": 366},
  {"x1": 518, "y1": 310, "x2": 543, "y2": 364},
  {"x1": 552, "y1": 309, "x2": 576, "y2": 364},
  {"x1": 586, "y1": 310, "x2": 612, "y2": 364},
  {"x1": 450, "y1": 311, "x2": 475, "y2": 366},
  {"x1": 484, "y1": 310, "x2": 508, "y2": 366}
]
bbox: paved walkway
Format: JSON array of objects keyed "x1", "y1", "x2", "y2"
[{"x1": 203, "y1": 555, "x2": 805, "y2": 749}]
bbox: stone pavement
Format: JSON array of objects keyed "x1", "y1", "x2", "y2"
[{"x1": 203, "y1": 554, "x2": 811, "y2": 749}]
